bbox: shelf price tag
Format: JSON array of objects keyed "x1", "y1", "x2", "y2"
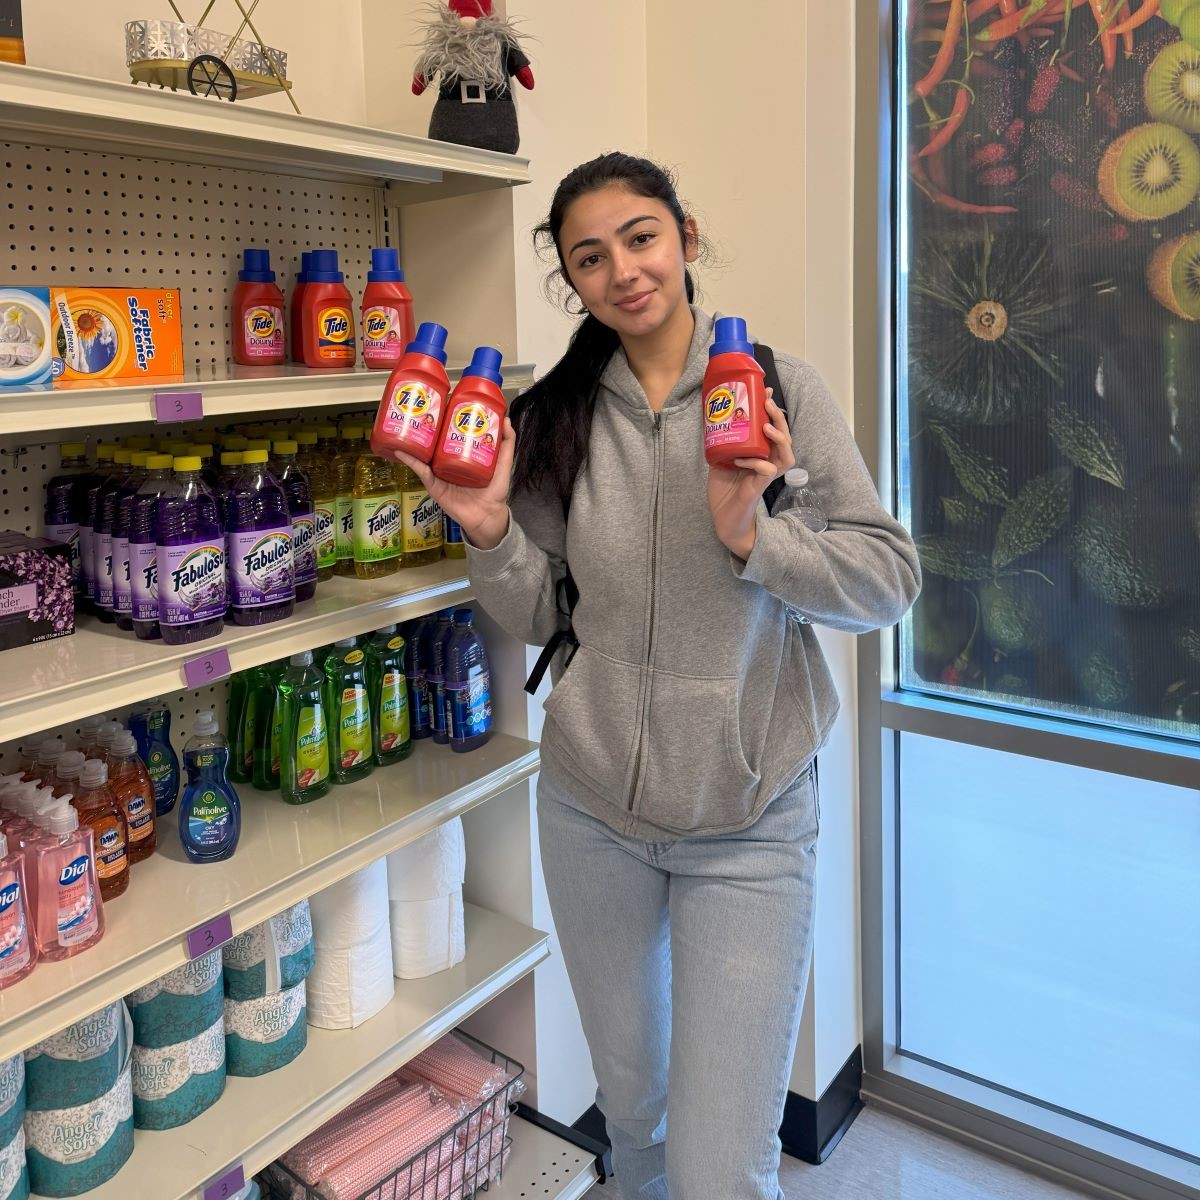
[
  {"x1": 202, "y1": 1163, "x2": 245, "y2": 1200},
  {"x1": 183, "y1": 647, "x2": 232, "y2": 689},
  {"x1": 186, "y1": 912, "x2": 233, "y2": 960},
  {"x1": 154, "y1": 390, "x2": 204, "y2": 423}
]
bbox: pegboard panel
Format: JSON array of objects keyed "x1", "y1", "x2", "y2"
[{"x1": 4, "y1": 141, "x2": 386, "y2": 374}]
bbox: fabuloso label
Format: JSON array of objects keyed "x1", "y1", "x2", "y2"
[
  {"x1": 295, "y1": 705, "x2": 330, "y2": 790},
  {"x1": 315, "y1": 306, "x2": 355, "y2": 363},
  {"x1": 160, "y1": 540, "x2": 225, "y2": 625},
  {"x1": 113, "y1": 536, "x2": 132, "y2": 614},
  {"x1": 244, "y1": 305, "x2": 284, "y2": 360},
  {"x1": 314, "y1": 502, "x2": 336, "y2": 570},
  {"x1": 56, "y1": 853, "x2": 99, "y2": 946},
  {"x1": 292, "y1": 513, "x2": 317, "y2": 585},
  {"x1": 440, "y1": 402, "x2": 500, "y2": 469},
  {"x1": 352, "y1": 494, "x2": 402, "y2": 563},
  {"x1": 230, "y1": 527, "x2": 293, "y2": 607},
  {"x1": 338, "y1": 684, "x2": 372, "y2": 768},
  {"x1": 0, "y1": 871, "x2": 30, "y2": 976},
  {"x1": 381, "y1": 379, "x2": 444, "y2": 452},
  {"x1": 401, "y1": 490, "x2": 443, "y2": 555},
  {"x1": 363, "y1": 306, "x2": 404, "y2": 361},
  {"x1": 704, "y1": 380, "x2": 752, "y2": 451},
  {"x1": 335, "y1": 497, "x2": 353, "y2": 563},
  {"x1": 378, "y1": 671, "x2": 410, "y2": 751},
  {"x1": 130, "y1": 541, "x2": 157, "y2": 620},
  {"x1": 188, "y1": 789, "x2": 231, "y2": 849},
  {"x1": 97, "y1": 530, "x2": 115, "y2": 608}
]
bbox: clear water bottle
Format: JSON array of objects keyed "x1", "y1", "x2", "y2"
[{"x1": 773, "y1": 467, "x2": 828, "y2": 532}]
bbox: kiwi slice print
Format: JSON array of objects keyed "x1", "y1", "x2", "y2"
[
  {"x1": 1148, "y1": 232, "x2": 1200, "y2": 318},
  {"x1": 1096, "y1": 122, "x2": 1200, "y2": 220},
  {"x1": 1146, "y1": 42, "x2": 1200, "y2": 134}
]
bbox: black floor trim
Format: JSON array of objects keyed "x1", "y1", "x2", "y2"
[{"x1": 518, "y1": 1101, "x2": 611, "y2": 1182}]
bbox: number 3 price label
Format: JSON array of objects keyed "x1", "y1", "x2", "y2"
[
  {"x1": 183, "y1": 647, "x2": 232, "y2": 689},
  {"x1": 154, "y1": 390, "x2": 204, "y2": 423},
  {"x1": 203, "y1": 1163, "x2": 245, "y2": 1200},
  {"x1": 186, "y1": 913, "x2": 233, "y2": 960}
]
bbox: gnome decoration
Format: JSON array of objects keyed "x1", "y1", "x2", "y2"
[{"x1": 412, "y1": 0, "x2": 534, "y2": 155}]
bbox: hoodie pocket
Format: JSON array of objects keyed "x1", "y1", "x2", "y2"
[
  {"x1": 543, "y1": 646, "x2": 641, "y2": 801},
  {"x1": 638, "y1": 672, "x2": 760, "y2": 834}
]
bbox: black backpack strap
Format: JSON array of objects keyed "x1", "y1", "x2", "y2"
[
  {"x1": 523, "y1": 493, "x2": 580, "y2": 696},
  {"x1": 754, "y1": 343, "x2": 790, "y2": 515}
]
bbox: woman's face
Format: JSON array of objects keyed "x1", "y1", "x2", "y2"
[{"x1": 559, "y1": 185, "x2": 698, "y2": 342}]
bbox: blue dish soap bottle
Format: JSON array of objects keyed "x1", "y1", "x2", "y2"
[
  {"x1": 446, "y1": 608, "x2": 493, "y2": 754},
  {"x1": 179, "y1": 711, "x2": 241, "y2": 864},
  {"x1": 128, "y1": 703, "x2": 181, "y2": 817}
]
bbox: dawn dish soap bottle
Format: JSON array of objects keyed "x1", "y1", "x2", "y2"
[
  {"x1": 277, "y1": 651, "x2": 332, "y2": 805},
  {"x1": 324, "y1": 638, "x2": 375, "y2": 784},
  {"x1": 179, "y1": 711, "x2": 241, "y2": 864}
]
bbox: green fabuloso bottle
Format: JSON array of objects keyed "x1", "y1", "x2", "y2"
[
  {"x1": 251, "y1": 660, "x2": 286, "y2": 791},
  {"x1": 226, "y1": 669, "x2": 256, "y2": 784},
  {"x1": 278, "y1": 650, "x2": 332, "y2": 804},
  {"x1": 366, "y1": 624, "x2": 413, "y2": 765},
  {"x1": 324, "y1": 637, "x2": 375, "y2": 783}
]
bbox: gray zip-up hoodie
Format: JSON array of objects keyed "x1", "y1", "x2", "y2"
[{"x1": 466, "y1": 309, "x2": 920, "y2": 840}]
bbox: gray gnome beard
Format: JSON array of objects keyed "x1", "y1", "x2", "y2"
[{"x1": 413, "y1": 4, "x2": 526, "y2": 90}]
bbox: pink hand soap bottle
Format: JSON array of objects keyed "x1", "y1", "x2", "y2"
[
  {"x1": 0, "y1": 831, "x2": 36, "y2": 989},
  {"x1": 33, "y1": 802, "x2": 104, "y2": 961}
]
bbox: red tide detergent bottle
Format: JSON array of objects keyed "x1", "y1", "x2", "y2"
[
  {"x1": 290, "y1": 251, "x2": 312, "y2": 364},
  {"x1": 300, "y1": 249, "x2": 356, "y2": 369},
  {"x1": 371, "y1": 322, "x2": 451, "y2": 465},
  {"x1": 431, "y1": 347, "x2": 507, "y2": 488},
  {"x1": 361, "y1": 248, "x2": 415, "y2": 370},
  {"x1": 232, "y1": 248, "x2": 287, "y2": 366},
  {"x1": 702, "y1": 316, "x2": 771, "y2": 468}
]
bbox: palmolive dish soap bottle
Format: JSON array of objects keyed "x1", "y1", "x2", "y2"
[
  {"x1": 232, "y1": 248, "x2": 287, "y2": 366},
  {"x1": 702, "y1": 316, "x2": 771, "y2": 468},
  {"x1": 361, "y1": 248, "x2": 415, "y2": 370},
  {"x1": 300, "y1": 249, "x2": 356, "y2": 369},
  {"x1": 431, "y1": 347, "x2": 507, "y2": 488},
  {"x1": 371, "y1": 322, "x2": 451, "y2": 465}
]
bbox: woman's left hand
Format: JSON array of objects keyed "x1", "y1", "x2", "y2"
[{"x1": 706, "y1": 392, "x2": 795, "y2": 561}]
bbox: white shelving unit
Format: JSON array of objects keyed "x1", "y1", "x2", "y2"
[{"x1": 2, "y1": 58, "x2": 597, "y2": 1200}]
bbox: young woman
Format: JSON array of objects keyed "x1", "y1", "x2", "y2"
[{"x1": 393, "y1": 153, "x2": 921, "y2": 1199}]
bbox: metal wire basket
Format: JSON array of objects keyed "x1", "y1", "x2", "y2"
[{"x1": 262, "y1": 1032, "x2": 525, "y2": 1200}]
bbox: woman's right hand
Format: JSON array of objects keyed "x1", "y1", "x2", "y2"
[{"x1": 380, "y1": 416, "x2": 516, "y2": 552}]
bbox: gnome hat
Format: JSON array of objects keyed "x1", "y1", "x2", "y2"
[{"x1": 448, "y1": 0, "x2": 493, "y2": 17}]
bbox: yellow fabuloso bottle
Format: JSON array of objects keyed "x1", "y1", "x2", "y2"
[
  {"x1": 397, "y1": 460, "x2": 444, "y2": 569},
  {"x1": 331, "y1": 426, "x2": 362, "y2": 577},
  {"x1": 352, "y1": 442, "x2": 402, "y2": 580},
  {"x1": 308, "y1": 446, "x2": 337, "y2": 582}
]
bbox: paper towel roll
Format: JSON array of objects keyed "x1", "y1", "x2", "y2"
[
  {"x1": 225, "y1": 982, "x2": 308, "y2": 1078},
  {"x1": 0, "y1": 1056, "x2": 24, "y2": 1149},
  {"x1": 305, "y1": 936, "x2": 394, "y2": 1030},
  {"x1": 390, "y1": 889, "x2": 466, "y2": 980},
  {"x1": 131, "y1": 1015, "x2": 226, "y2": 1130},
  {"x1": 223, "y1": 901, "x2": 314, "y2": 1000},
  {"x1": 24, "y1": 1002, "x2": 128, "y2": 1113},
  {"x1": 23, "y1": 1058, "x2": 133, "y2": 1197},
  {"x1": 0, "y1": 1127, "x2": 28, "y2": 1200},
  {"x1": 310, "y1": 861, "x2": 389, "y2": 948},
  {"x1": 386, "y1": 818, "x2": 466, "y2": 903},
  {"x1": 126, "y1": 949, "x2": 224, "y2": 1049}
]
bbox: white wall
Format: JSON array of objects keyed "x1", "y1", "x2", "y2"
[{"x1": 23, "y1": 0, "x2": 367, "y2": 123}]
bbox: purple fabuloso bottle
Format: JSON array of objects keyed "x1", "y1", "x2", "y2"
[
  {"x1": 156, "y1": 455, "x2": 226, "y2": 646},
  {"x1": 427, "y1": 611, "x2": 455, "y2": 746},
  {"x1": 272, "y1": 441, "x2": 317, "y2": 603},
  {"x1": 94, "y1": 448, "x2": 135, "y2": 624},
  {"x1": 43, "y1": 441, "x2": 91, "y2": 600},
  {"x1": 446, "y1": 608, "x2": 493, "y2": 754},
  {"x1": 226, "y1": 449, "x2": 295, "y2": 626},
  {"x1": 112, "y1": 452, "x2": 149, "y2": 632},
  {"x1": 81, "y1": 445, "x2": 118, "y2": 614},
  {"x1": 129, "y1": 454, "x2": 173, "y2": 642}
]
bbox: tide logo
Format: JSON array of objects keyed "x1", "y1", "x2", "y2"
[
  {"x1": 453, "y1": 404, "x2": 491, "y2": 436},
  {"x1": 706, "y1": 387, "x2": 736, "y2": 425},
  {"x1": 394, "y1": 382, "x2": 431, "y2": 417},
  {"x1": 246, "y1": 308, "x2": 277, "y2": 339},
  {"x1": 319, "y1": 308, "x2": 353, "y2": 343},
  {"x1": 364, "y1": 308, "x2": 391, "y2": 339}
]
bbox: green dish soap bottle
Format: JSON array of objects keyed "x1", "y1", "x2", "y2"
[
  {"x1": 251, "y1": 660, "x2": 286, "y2": 791},
  {"x1": 324, "y1": 638, "x2": 375, "y2": 784},
  {"x1": 278, "y1": 651, "x2": 332, "y2": 805},
  {"x1": 178, "y1": 710, "x2": 241, "y2": 863},
  {"x1": 367, "y1": 624, "x2": 413, "y2": 765},
  {"x1": 227, "y1": 670, "x2": 256, "y2": 784}
]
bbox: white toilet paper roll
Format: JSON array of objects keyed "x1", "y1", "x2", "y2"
[
  {"x1": 309, "y1": 861, "x2": 389, "y2": 949},
  {"x1": 389, "y1": 889, "x2": 467, "y2": 980},
  {"x1": 385, "y1": 818, "x2": 466, "y2": 904},
  {"x1": 305, "y1": 935, "x2": 395, "y2": 1030}
]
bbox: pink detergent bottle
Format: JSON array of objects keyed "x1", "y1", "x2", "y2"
[
  {"x1": 361, "y1": 248, "x2": 415, "y2": 370},
  {"x1": 0, "y1": 831, "x2": 37, "y2": 989},
  {"x1": 33, "y1": 801, "x2": 104, "y2": 961}
]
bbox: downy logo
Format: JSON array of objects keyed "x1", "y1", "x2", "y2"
[
  {"x1": 241, "y1": 533, "x2": 293, "y2": 595},
  {"x1": 170, "y1": 545, "x2": 224, "y2": 612},
  {"x1": 366, "y1": 502, "x2": 401, "y2": 547}
]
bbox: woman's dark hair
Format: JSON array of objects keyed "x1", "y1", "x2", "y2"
[{"x1": 510, "y1": 152, "x2": 698, "y2": 500}]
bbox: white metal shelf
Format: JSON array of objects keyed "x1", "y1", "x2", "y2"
[
  {"x1": 491, "y1": 1118, "x2": 602, "y2": 1200},
  {"x1": 0, "y1": 734, "x2": 539, "y2": 1060},
  {"x1": 80, "y1": 905, "x2": 550, "y2": 1200},
  {"x1": 0, "y1": 362, "x2": 536, "y2": 437},
  {"x1": 0, "y1": 562, "x2": 472, "y2": 746},
  {"x1": 0, "y1": 63, "x2": 530, "y2": 197}
]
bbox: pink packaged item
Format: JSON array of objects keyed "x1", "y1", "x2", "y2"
[{"x1": 400, "y1": 1033, "x2": 511, "y2": 1106}]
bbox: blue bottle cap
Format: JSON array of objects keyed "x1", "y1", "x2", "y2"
[
  {"x1": 710, "y1": 316, "x2": 754, "y2": 358},
  {"x1": 297, "y1": 250, "x2": 313, "y2": 283},
  {"x1": 308, "y1": 248, "x2": 345, "y2": 284},
  {"x1": 239, "y1": 248, "x2": 276, "y2": 283},
  {"x1": 368, "y1": 247, "x2": 405, "y2": 283},
  {"x1": 405, "y1": 322, "x2": 449, "y2": 365},
  {"x1": 453, "y1": 608, "x2": 474, "y2": 626},
  {"x1": 462, "y1": 346, "x2": 503, "y2": 387}
]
